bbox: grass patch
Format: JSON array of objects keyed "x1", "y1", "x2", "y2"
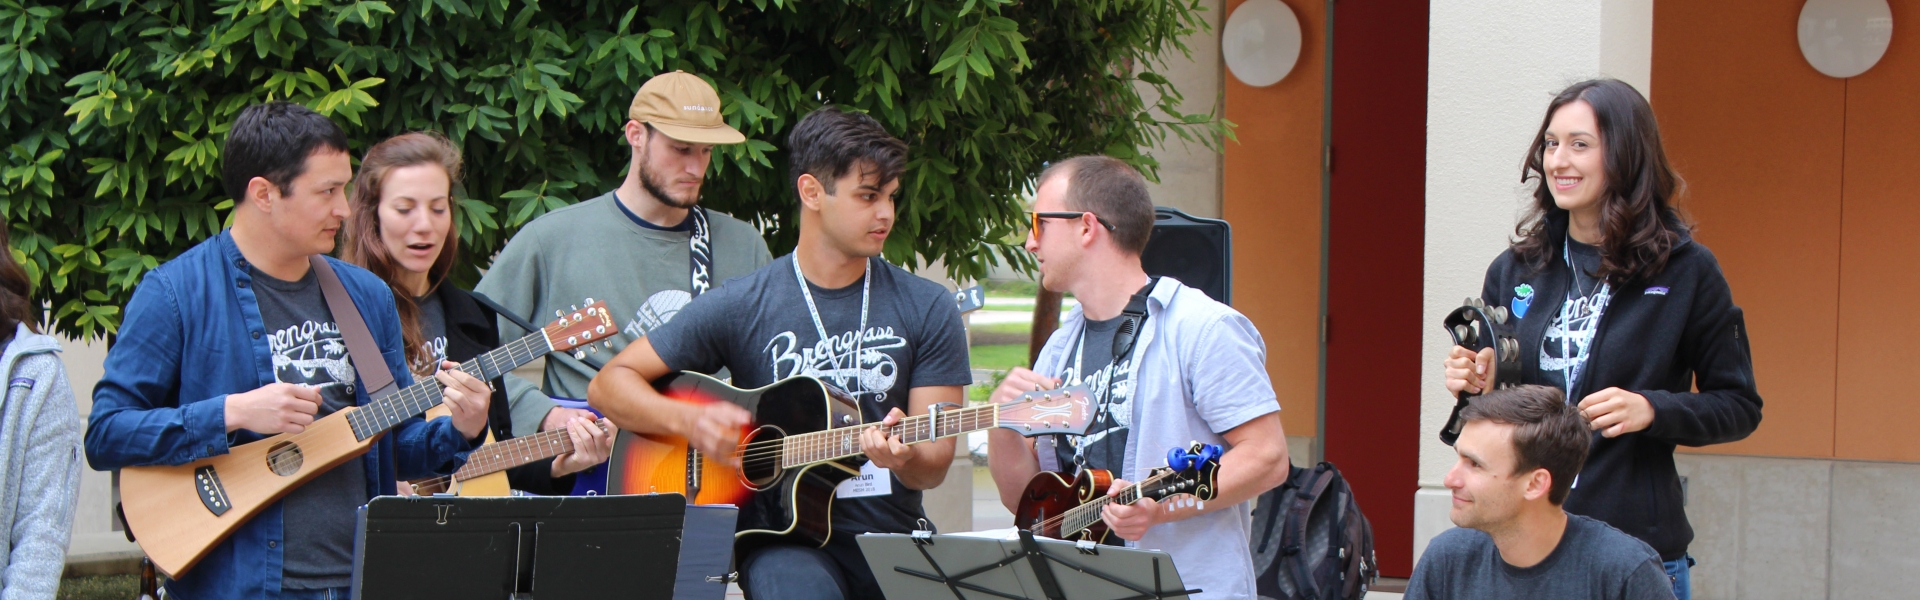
[
  {"x1": 983, "y1": 279, "x2": 1039, "y2": 297},
  {"x1": 971, "y1": 343, "x2": 1029, "y2": 372},
  {"x1": 972, "y1": 321, "x2": 1032, "y2": 336},
  {"x1": 59, "y1": 575, "x2": 138, "y2": 600}
]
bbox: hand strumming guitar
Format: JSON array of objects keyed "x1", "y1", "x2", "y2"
[
  {"x1": 223, "y1": 382, "x2": 322, "y2": 434},
  {"x1": 681, "y1": 401, "x2": 751, "y2": 468}
]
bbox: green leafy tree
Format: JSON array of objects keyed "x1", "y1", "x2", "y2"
[{"x1": 3, "y1": 0, "x2": 1228, "y2": 341}]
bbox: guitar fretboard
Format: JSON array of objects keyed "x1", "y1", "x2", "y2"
[
  {"x1": 346, "y1": 331, "x2": 553, "y2": 440},
  {"x1": 1061, "y1": 471, "x2": 1175, "y2": 536},
  {"x1": 452, "y1": 419, "x2": 611, "y2": 481},
  {"x1": 778, "y1": 403, "x2": 1000, "y2": 467}
]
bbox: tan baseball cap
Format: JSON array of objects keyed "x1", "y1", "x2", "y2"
[{"x1": 628, "y1": 71, "x2": 745, "y2": 145}]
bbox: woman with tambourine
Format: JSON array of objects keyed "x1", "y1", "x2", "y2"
[{"x1": 1441, "y1": 78, "x2": 1761, "y2": 600}]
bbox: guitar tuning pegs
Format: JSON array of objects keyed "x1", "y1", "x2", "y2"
[
  {"x1": 584, "y1": 297, "x2": 595, "y2": 305},
  {"x1": 603, "y1": 340, "x2": 612, "y2": 348},
  {"x1": 556, "y1": 309, "x2": 565, "y2": 318},
  {"x1": 573, "y1": 350, "x2": 586, "y2": 360},
  {"x1": 588, "y1": 346, "x2": 598, "y2": 354}
]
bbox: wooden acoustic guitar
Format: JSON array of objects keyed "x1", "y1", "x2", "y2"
[
  {"x1": 606, "y1": 371, "x2": 1094, "y2": 551},
  {"x1": 1014, "y1": 442, "x2": 1223, "y2": 544},
  {"x1": 406, "y1": 406, "x2": 613, "y2": 496},
  {"x1": 118, "y1": 299, "x2": 615, "y2": 578}
]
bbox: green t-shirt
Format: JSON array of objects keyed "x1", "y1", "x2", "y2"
[{"x1": 475, "y1": 192, "x2": 772, "y2": 434}]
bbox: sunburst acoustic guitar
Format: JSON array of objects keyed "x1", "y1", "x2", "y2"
[
  {"x1": 606, "y1": 371, "x2": 1094, "y2": 551},
  {"x1": 118, "y1": 299, "x2": 615, "y2": 578}
]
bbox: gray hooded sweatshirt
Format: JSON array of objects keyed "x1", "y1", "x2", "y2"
[{"x1": 0, "y1": 322, "x2": 80, "y2": 598}]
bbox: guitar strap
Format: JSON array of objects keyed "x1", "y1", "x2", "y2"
[
  {"x1": 688, "y1": 206, "x2": 713, "y2": 298},
  {"x1": 309, "y1": 255, "x2": 399, "y2": 400}
]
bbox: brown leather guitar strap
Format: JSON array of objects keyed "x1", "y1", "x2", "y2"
[{"x1": 309, "y1": 255, "x2": 399, "y2": 400}]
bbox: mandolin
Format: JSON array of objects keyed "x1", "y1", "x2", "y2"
[
  {"x1": 606, "y1": 371, "x2": 1094, "y2": 551},
  {"x1": 1014, "y1": 443, "x2": 1224, "y2": 544},
  {"x1": 118, "y1": 299, "x2": 615, "y2": 578}
]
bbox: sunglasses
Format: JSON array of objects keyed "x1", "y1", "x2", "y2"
[{"x1": 1026, "y1": 211, "x2": 1116, "y2": 238}]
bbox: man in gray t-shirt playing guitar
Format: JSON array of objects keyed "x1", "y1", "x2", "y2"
[
  {"x1": 590, "y1": 107, "x2": 971, "y2": 600},
  {"x1": 476, "y1": 71, "x2": 771, "y2": 437}
]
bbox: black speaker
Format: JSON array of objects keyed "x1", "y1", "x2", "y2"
[{"x1": 1141, "y1": 207, "x2": 1232, "y2": 305}]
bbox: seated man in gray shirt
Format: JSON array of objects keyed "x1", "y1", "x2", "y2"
[{"x1": 1407, "y1": 385, "x2": 1674, "y2": 600}]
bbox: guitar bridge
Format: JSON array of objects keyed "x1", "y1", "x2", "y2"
[{"x1": 194, "y1": 466, "x2": 231, "y2": 516}]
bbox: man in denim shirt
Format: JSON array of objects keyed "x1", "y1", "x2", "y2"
[
  {"x1": 85, "y1": 103, "x2": 491, "y2": 600},
  {"x1": 986, "y1": 156, "x2": 1291, "y2": 600}
]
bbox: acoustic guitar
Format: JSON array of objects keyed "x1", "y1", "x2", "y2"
[
  {"x1": 118, "y1": 299, "x2": 615, "y2": 578},
  {"x1": 1014, "y1": 443, "x2": 1224, "y2": 544},
  {"x1": 406, "y1": 414, "x2": 614, "y2": 496},
  {"x1": 606, "y1": 371, "x2": 1093, "y2": 551}
]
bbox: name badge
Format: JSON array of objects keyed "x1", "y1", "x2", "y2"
[{"x1": 835, "y1": 461, "x2": 894, "y2": 499}]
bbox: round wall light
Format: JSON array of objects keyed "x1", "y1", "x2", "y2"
[
  {"x1": 1222, "y1": 0, "x2": 1303, "y2": 88},
  {"x1": 1798, "y1": 0, "x2": 1893, "y2": 78}
]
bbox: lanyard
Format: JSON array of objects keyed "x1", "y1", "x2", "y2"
[
  {"x1": 792, "y1": 255, "x2": 871, "y2": 392},
  {"x1": 1562, "y1": 234, "x2": 1611, "y2": 393},
  {"x1": 1067, "y1": 303, "x2": 1149, "y2": 469}
]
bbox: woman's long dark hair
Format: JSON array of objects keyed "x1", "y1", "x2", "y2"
[
  {"x1": 1515, "y1": 78, "x2": 1689, "y2": 285},
  {"x1": 340, "y1": 132, "x2": 463, "y2": 376},
  {"x1": 0, "y1": 226, "x2": 39, "y2": 335}
]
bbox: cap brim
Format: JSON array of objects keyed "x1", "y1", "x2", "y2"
[{"x1": 648, "y1": 121, "x2": 747, "y2": 145}]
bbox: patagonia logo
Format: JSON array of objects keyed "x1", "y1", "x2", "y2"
[
  {"x1": 1511, "y1": 283, "x2": 1535, "y2": 319},
  {"x1": 8, "y1": 377, "x2": 32, "y2": 390},
  {"x1": 1645, "y1": 286, "x2": 1670, "y2": 296}
]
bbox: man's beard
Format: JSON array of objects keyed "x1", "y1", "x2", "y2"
[{"x1": 638, "y1": 157, "x2": 699, "y2": 210}]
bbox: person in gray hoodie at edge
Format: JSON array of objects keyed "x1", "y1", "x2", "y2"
[{"x1": 0, "y1": 223, "x2": 82, "y2": 599}]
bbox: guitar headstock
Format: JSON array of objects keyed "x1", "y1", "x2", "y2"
[
  {"x1": 994, "y1": 386, "x2": 1094, "y2": 437},
  {"x1": 953, "y1": 285, "x2": 986, "y2": 315},
  {"x1": 543, "y1": 298, "x2": 617, "y2": 358},
  {"x1": 1151, "y1": 442, "x2": 1223, "y2": 502}
]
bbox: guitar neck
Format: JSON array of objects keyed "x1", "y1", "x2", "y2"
[
  {"x1": 779, "y1": 403, "x2": 1000, "y2": 467},
  {"x1": 452, "y1": 419, "x2": 611, "y2": 481},
  {"x1": 1060, "y1": 471, "x2": 1175, "y2": 536},
  {"x1": 345, "y1": 331, "x2": 553, "y2": 441}
]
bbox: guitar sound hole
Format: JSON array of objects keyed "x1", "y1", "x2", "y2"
[
  {"x1": 266, "y1": 441, "x2": 304, "y2": 476},
  {"x1": 739, "y1": 425, "x2": 784, "y2": 491}
]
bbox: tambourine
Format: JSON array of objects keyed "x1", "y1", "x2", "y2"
[{"x1": 1439, "y1": 298, "x2": 1523, "y2": 446}]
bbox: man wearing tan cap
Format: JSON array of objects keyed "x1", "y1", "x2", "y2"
[{"x1": 476, "y1": 71, "x2": 772, "y2": 439}]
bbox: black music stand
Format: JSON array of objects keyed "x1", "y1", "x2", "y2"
[
  {"x1": 858, "y1": 529, "x2": 1199, "y2": 600},
  {"x1": 352, "y1": 494, "x2": 686, "y2": 599}
]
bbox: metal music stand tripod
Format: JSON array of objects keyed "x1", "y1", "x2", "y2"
[{"x1": 858, "y1": 529, "x2": 1200, "y2": 600}]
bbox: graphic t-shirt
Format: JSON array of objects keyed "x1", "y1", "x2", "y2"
[
  {"x1": 1540, "y1": 239, "x2": 1611, "y2": 394},
  {"x1": 1053, "y1": 314, "x2": 1133, "y2": 473},
  {"x1": 251, "y1": 267, "x2": 367, "y2": 590},
  {"x1": 415, "y1": 293, "x2": 449, "y2": 369},
  {"x1": 475, "y1": 192, "x2": 771, "y2": 436},
  {"x1": 647, "y1": 254, "x2": 972, "y2": 535}
]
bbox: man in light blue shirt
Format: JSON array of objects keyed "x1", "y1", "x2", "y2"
[{"x1": 986, "y1": 155, "x2": 1291, "y2": 600}]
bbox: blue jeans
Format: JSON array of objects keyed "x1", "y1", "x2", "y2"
[
  {"x1": 739, "y1": 536, "x2": 883, "y2": 600},
  {"x1": 280, "y1": 587, "x2": 350, "y2": 600},
  {"x1": 1664, "y1": 555, "x2": 1694, "y2": 600}
]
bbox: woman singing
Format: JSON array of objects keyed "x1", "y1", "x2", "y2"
[{"x1": 342, "y1": 132, "x2": 613, "y2": 494}]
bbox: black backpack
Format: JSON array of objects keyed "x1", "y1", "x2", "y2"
[{"x1": 1252, "y1": 462, "x2": 1377, "y2": 600}]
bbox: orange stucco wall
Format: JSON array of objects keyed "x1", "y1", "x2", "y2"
[
  {"x1": 1223, "y1": 0, "x2": 1325, "y2": 438},
  {"x1": 1656, "y1": 0, "x2": 1918, "y2": 460}
]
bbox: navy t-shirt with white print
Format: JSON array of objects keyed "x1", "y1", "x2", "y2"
[
  {"x1": 647, "y1": 254, "x2": 973, "y2": 536},
  {"x1": 251, "y1": 267, "x2": 366, "y2": 590},
  {"x1": 1540, "y1": 239, "x2": 1610, "y2": 394},
  {"x1": 1052, "y1": 314, "x2": 1132, "y2": 473}
]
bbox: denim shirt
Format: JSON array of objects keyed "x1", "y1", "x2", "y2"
[
  {"x1": 85, "y1": 231, "x2": 474, "y2": 600},
  {"x1": 1033, "y1": 277, "x2": 1280, "y2": 600}
]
